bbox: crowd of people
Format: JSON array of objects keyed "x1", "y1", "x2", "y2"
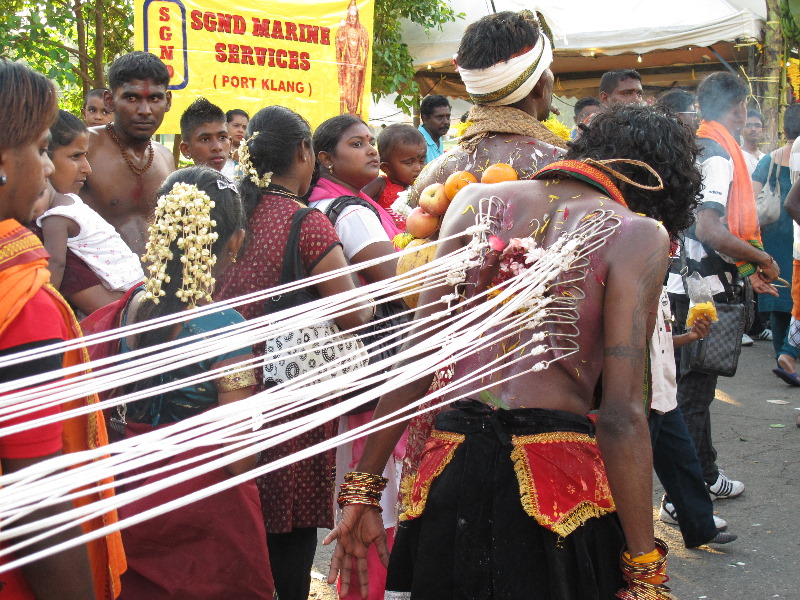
[{"x1": 0, "y1": 7, "x2": 796, "y2": 600}]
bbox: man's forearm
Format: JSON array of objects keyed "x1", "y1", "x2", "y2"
[{"x1": 696, "y1": 212, "x2": 771, "y2": 266}]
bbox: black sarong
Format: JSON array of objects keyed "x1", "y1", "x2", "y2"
[{"x1": 385, "y1": 400, "x2": 625, "y2": 600}]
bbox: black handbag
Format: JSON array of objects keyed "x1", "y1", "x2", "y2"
[
  {"x1": 264, "y1": 207, "x2": 319, "y2": 315},
  {"x1": 679, "y1": 239, "x2": 753, "y2": 378}
]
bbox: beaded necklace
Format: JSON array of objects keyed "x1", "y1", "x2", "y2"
[
  {"x1": 265, "y1": 184, "x2": 307, "y2": 206},
  {"x1": 107, "y1": 123, "x2": 154, "y2": 176}
]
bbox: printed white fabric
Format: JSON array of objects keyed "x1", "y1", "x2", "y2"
[{"x1": 37, "y1": 193, "x2": 144, "y2": 292}]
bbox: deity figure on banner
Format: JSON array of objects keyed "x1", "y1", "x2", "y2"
[{"x1": 335, "y1": 0, "x2": 370, "y2": 117}]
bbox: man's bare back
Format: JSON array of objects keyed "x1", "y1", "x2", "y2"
[
  {"x1": 427, "y1": 178, "x2": 669, "y2": 417},
  {"x1": 81, "y1": 125, "x2": 174, "y2": 256}
]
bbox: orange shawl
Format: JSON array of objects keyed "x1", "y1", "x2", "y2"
[
  {"x1": 696, "y1": 120, "x2": 763, "y2": 276},
  {"x1": 0, "y1": 220, "x2": 126, "y2": 599}
]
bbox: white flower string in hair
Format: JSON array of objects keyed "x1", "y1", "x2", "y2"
[
  {"x1": 238, "y1": 132, "x2": 273, "y2": 188},
  {"x1": 142, "y1": 182, "x2": 220, "y2": 307}
]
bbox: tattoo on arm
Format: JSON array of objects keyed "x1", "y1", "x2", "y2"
[{"x1": 604, "y1": 344, "x2": 644, "y2": 367}]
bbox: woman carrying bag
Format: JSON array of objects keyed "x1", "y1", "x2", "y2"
[
  {"x1": 752, "y1": 105, "x2": 800, "y2": 384},
  {"x1": 308, "y1": 115, "x2": 408, "y2": 600},
  {"x1": 216, "y1": 106, "x2": 373, "y2": 600}
]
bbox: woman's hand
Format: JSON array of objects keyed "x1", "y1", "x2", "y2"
[
  {"x1": 324, "y1": 504, "x2": 388, "y2": 599},
  {"x1": 749, "y1": 273, "x2": 779, "y2": 297}
]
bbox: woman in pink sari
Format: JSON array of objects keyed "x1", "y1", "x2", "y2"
[{"x1": 308, "y1": 115, "x2": 406, "y2": 600}]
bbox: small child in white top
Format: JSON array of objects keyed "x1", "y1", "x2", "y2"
[
  {"x1": 37, "y1": 192, "x2": 144, "y2": 292},
  {"x1": 36, "y1": 110, "x2": 144, "y2": 294}
]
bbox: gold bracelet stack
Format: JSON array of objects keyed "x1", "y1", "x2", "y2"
[
  {"x1": 616, "y1": 538, "x2": 674, "y2": 599},
  {"x1": 337, "y1": 471, "x2": 388, "y2": 511}
]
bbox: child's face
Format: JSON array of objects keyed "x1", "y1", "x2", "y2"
[
  {"x1": 381, "y1": 142, "x2": 427, "y2": 187},
  {"x1": 181, "y1": 121, "x2": 231, "y2": 171},
  {"x1": 82, "y1": 96, "x2": 113, "y2": 127},
  {"x1": 227, "y1": 114, "x2": 248, "y2": 148},
  {"x1": 50, "y1": 132, "x2": 92, "y2": 195}
]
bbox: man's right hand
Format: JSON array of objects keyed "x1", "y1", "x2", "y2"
[
  {"x1": 324, "y1": 504, "x2": 389, "y2": 599},
  {"x1": 758, "y1": 256, "x2": 780, "y2": 282}
]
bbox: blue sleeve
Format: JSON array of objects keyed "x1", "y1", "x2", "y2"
[
  {"x1": 185, "y1": 309, "x2": 252, "y2": 364},
  {"x1": 213, "y1": 309, "x2": 252, "y2": 363}
]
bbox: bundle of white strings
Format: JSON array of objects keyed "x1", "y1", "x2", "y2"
[{"x1": 0, "y1": 206, "x2": 621, "y2": 572}]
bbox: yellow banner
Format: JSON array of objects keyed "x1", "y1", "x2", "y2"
[{"x1": 134, "y1": 0, "x2": 374, "y2": 134}]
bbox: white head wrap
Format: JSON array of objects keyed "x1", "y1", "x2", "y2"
[{"x1": 457, "y1": 33, "x2": 553, "y2": 107}]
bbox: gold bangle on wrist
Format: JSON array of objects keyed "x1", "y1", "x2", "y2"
[
  {"x1": 337, "y1": 471, "x2": 388, "y2": 510},
  {"x1": 616, "y1": 538, "x2": 673, "y2": 599}
]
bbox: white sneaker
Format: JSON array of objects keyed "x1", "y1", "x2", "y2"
[
  {"x1": 755, "y1": 328, "x2": 773, "y2": 341},
  {"x1": 707, "y1": 471, "x2": 744, "y2": 500},
  {"x1": 660, "y1": 498, "x2": 727, "y2": 530},
  {"x1": 741, "y1": 333, "x2": 754, "y2": 347}
]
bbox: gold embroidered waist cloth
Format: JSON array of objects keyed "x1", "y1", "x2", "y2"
[{"x1": 400, "y1": 400, "x2": 616, "y2": 537}]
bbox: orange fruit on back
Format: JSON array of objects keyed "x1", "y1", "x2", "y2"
[
  {"x1": 444, "y1": 170, "x2": 478, "y2": 200},
  {"x1": 481, "y1": 163, "x2": 518, "y2": 184}
]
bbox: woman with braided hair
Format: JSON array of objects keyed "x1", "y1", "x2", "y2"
[
  {"x1": 217, "y1": 105, "x2": 373, "y2": 600},
  {"x1": 111, "y1": 166, "x2": 274, "y2": 600}
]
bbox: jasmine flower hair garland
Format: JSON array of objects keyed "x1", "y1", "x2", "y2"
[
  {"x1": 142, "y1": 182, "x2": 219, "y2": 307},
  {"x1": 237, "y1": 132, "x2": 273, "y2": 188}
]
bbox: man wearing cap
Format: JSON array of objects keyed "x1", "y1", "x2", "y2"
[{"x1": 408, "y1": 10, "x2": 566, "y2": 206}]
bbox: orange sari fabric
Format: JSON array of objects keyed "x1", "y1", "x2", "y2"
[
  {"x1": 0, "y1": 220, "x2": 126, "y2": 599},
  {"x1": 696, "y1": 120, "x2": 762, "y2": 275}
]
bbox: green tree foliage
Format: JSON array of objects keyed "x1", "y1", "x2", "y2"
[
  {"x1": 372, "y1": 0, "x2": 461, "y2": 113},
  {"x1": 0, "y1": 0, "x2": 133, "y2": 112}
]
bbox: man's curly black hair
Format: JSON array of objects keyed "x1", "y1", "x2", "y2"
[{"x1": 566, "y1": 104, "x2": 702, "y2": 238}]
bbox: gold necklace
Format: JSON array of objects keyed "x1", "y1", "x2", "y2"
[
  {"x1": 265, "y1": 185, "x2": 306, "y2": 206},
  {"x1": 107, "y1": 123, "x2": 154, "y2": 176}
]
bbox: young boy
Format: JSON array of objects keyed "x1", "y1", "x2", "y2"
[
  {"x1": 650, "y1": 287, "x2": 737, "y2": 547},
  {"x1": 179, "y1": 98, "x2": 232, "y2": 174},
  {"x1": 363, "y1": 124, "x2": 426, "y2": 229},
  {"x1": 82, "y1": 88, "x2": 114, "y2": 127}
]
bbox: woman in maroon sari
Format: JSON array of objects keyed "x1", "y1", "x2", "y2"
[
  {"x1": 113, "y1": 167, "x2": 273, "y2": 599},
  {"x1": 216, "y1": 106, "x2": 373, "y2": 600}
]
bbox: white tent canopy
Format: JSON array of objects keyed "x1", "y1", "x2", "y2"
[{"x1": 404, "y1": 0, "x2": 764, "y2": 69}]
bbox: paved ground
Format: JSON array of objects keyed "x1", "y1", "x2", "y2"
[{"x1": 310, "y1": 336, "x2": 800, "y2": 599}]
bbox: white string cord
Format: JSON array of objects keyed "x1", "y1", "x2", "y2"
[{"x1": 0, "y1": 209, "x2": 622, "y2": 572}]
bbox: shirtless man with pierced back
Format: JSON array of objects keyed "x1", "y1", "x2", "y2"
[
  {"x1": 327, "y1": 104, "x2": 706, "y2": 600},
  {"x1": 80, "y1": 52, "x2": 175, "y2": 256}
]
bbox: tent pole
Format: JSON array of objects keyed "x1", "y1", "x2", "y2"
[{"x1": 706, "y1": 46, "x2": 737, "y2": 76}]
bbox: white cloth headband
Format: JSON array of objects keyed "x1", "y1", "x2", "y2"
[{"x1": 457, "y1": 34, "x2": 553, "y2": 107}]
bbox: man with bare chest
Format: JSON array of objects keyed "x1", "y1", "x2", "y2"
[
  {"x1": 408, "y1": 11, "x2": 567, "y2": 207},
  {"x1": 80, "y1": 52, "x2": 175, "y2": 256},
  {"x1": 328, "y1": 105, "x2": 706, "y2": 599}
]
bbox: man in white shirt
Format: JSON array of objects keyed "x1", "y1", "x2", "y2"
[{"x1": 741, "y1": 109, "x2": 766, "y2": 174}]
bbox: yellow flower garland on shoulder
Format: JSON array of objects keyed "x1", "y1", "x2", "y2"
[{"x1": 142, "y1": 182, "x2": 219, "y2": 308}]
